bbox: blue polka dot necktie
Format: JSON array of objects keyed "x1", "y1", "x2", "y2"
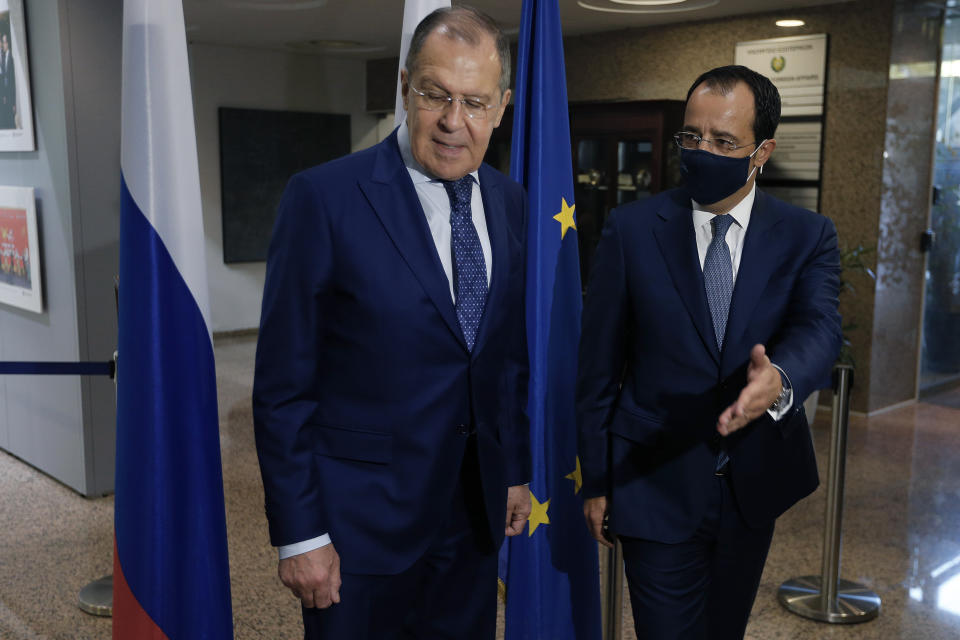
[
  {"x1": 704, "y1": 214, "x2": 735, "y2": 471},
  {"x1": 444, "y1": 176, "x2": 487, "y2": 351},
  {"x1": 704, "y1": 214, "x2": 735, "y2": 352}
]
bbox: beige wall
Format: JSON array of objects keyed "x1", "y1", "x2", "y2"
[
  {"x1": 870, "y1": 3, "x2": 942, "y2": 412},
  {"x1": 189, "y1": 43, "x2": 383, "y2": 333}
]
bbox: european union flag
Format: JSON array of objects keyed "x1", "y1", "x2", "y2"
[{"x1": 498, "y1": 0, "x2": 602, "y2": 638}]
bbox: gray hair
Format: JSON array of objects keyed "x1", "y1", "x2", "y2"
[{"x1": 405, "y1": 5, "x2": 511, "y2": 96}]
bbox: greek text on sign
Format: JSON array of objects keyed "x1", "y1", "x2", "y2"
[{"x1": 735, "y1": 34, "x2": 827, "y2": 116}]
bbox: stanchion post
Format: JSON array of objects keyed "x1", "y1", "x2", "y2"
[
  {"x1": 777, "y1": 364, "x2": 881, "y2": 623},
  {"x1": 601, "y1": 540, "x2": 623, "y2": 640},
  {"x1": 78, "y1": 350, "x2": 118, "y2": 617}
]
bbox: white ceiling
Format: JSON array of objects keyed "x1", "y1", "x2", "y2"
[{"x1": 183, "y1": 0, "x2": 856, "y2": 58}]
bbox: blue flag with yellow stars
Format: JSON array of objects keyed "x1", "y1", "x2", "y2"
[{"x1": 497, "y1": 0, "x2": 602, "y2": 638}]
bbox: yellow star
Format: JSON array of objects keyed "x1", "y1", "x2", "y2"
[
  {"x1": 565, "y1": 456, "x2": 583, "y2": 495},
  {"x1": 528, "y1": 489, "x2": 551, "y2": 536},
  {"x1": 553, "y1": 197, "x2": 577, "y2": 240}
]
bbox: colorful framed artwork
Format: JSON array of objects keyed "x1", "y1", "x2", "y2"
[{"x1": 0, "y1": 186, "x2": 41, "y2": 313}]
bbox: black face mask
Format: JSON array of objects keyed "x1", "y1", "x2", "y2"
[{"x1": 679, "y1": 141, "x2": 765, "y2": 205}]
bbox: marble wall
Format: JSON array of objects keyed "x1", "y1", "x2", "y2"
[{"x1": 870, "y1": 2, "x2": 942, "y2": 411}]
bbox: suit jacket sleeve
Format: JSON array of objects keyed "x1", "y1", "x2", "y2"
[
  {"x1": 576, "y1": 208, "x2": 629, "y2": 499},
  {"x1": 252, "y1": 173, "x2": 333, "y2": 547},
  {"x1": 768, "y1": 214, "x2": 843, "y2": 411}
]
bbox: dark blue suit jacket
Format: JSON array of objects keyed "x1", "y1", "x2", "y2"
[
  {"x1": 577, "y1": 188, "x2": 841, "y2": 543},
  {"x1": 253, "y1": 132, "x2": 530, "y2": 575}
]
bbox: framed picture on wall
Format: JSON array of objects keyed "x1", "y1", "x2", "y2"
[
  {"x1": 218, "y1": 107, "x2": 351, "y2": 263},
  {"x1": 0, "y1": 186, "x2": 41, "y2": 313},
  {"x1": 0, "y1": 0, "x2": 34, "y2": 152}
]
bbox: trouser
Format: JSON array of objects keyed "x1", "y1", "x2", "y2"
[{"x1": 619, "y1": 473, "x2": 775, "y2": 640}]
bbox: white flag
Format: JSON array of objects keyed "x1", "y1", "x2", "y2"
[{"x1": 394, "y1": 0, "x2": 450, "y2": 127}]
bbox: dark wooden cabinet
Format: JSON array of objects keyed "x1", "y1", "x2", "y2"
[{"x1": 485, "y1": 100, "x2": 685, "y2": 285}]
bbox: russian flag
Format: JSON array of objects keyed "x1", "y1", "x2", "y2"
[
  {"x1": 393, "y1": 0, "x2": 450, "y2": 127},
  {"x1": 114, "y1": 1, "x2": 233, "y2": 638}
]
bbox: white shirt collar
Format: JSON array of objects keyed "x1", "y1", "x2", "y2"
[
  {"x1": 690, "y1": 183, "x2": 756, "y2": 231},
  {"x1": 397, "y1": 120, "x2": 479, "y2": 186}
]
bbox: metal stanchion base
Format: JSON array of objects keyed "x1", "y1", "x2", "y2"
[
  {"x1": 778, "y1": 576, "x2": 880, "y2": 624},
  {"x1": 78, "y1": 574, "x2": 113, "y2": 617}
]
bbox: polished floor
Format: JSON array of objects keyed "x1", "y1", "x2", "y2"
[{"x1": 1, "y1": 334, "x2": 959, "y2": 639}]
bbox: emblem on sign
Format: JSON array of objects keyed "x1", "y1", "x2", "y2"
[{"x1": 771, "y1": 56, "x2": 786, "y2": 73}]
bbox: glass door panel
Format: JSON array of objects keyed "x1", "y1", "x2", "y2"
[{"x1": 923, "y1": 15, "x2": 960, "y2": 390}]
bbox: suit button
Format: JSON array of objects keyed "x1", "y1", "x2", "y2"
[{"x1": 456, "y1": 424, "x2": 469, "y2": 435}]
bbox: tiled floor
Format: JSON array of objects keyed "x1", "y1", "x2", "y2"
[{"x1": 1, "y1": 334, "x2": 959, "y2": 639}]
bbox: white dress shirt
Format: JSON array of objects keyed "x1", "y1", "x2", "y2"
[
  {"x1": 278, "y1": 123, "x2": 494, "y2": 560},
  {"x1": 691, "y1": 184, "x2": 793, "y2": 421},
  {"x1": 397, "y1": 120, "x2": 493, "y2": 297}
]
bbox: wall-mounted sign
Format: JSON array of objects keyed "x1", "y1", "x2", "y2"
[
  {"x1": 735, "y1": 34, "x2": 827, "y2": 117},
  {"x1": 764, "y1": 121, "x2": 823, "y2": 181}
]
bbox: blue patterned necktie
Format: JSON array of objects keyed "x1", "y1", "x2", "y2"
[
  {"x1": 704, "y1": 214, "x2": 735, "y2": 351},
  {"x1": 704, "y1": 214, "x2": 735, "y2": 471},
  {"x1": 444, "y1": 176, "x2": 487, "y2": 351}
]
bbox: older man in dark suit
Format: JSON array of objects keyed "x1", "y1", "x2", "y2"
[{"x1": 253, "y1": 7, "x2": 530, "y2": 639}]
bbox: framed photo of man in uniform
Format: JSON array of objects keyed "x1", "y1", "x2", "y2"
[{"x1": 0, "y1": 0, "x2": 35, "y2": 152}]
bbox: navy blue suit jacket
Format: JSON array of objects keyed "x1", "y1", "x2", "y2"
[
  {"x1": 253, "y1": 132, "x2": 530, "y2": 575},
  {"x1": 577, "y1": 188, "x2": 841, "y2": 543}
]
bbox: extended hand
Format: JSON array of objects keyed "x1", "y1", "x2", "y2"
[
  {"x1": 505, "y1": 485, "x2": 532, "y2": 536},
  {"x1": 278, "y1": 544, "x2": 342, "y2": 609},
  {"x1": 583, "y1": 496, "x2": 613, "y2": 549},
  {"x1": 717, "y1": 344, "x2": 782, "y2": 436}
]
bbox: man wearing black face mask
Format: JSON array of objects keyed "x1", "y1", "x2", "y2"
[{"x1": 577, "y1": 65, "x2": 842, "y2": 639}]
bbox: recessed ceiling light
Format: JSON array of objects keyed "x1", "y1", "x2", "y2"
[
  {"x1": 578, "y1": 0, "x2": 717, "y2": 13},
  {"x1": 219, "y1": 0, "x2": 327, "y2": 10},
  {"x1": 608, "y1": 0, "x2": 687, "y2": 4},
  {"x1": 776, "y1": 19, "x2": 806, "y2": 27}
]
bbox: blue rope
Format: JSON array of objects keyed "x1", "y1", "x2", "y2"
[{"x1": 0, "y1": 361, "x2": 114, "y2": 377}]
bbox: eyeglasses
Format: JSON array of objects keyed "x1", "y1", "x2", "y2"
[
  {"x1": 674, "y1": 131, "x2": 756, "y2": 154},
  {"x1": 409, "y1": 84, "x2": 499, "y2": 120}
]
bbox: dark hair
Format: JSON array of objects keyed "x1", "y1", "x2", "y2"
[
  {"x1": 684, "y1": 65, "x2": 781, "y2": 143},
  {"x1": 405, "y1": 6, "x2": 511, "y2": 95}
]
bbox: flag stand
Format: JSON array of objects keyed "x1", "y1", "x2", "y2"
[{"x1": 78, "y1": 575, "x2": 113, "y2": 616}]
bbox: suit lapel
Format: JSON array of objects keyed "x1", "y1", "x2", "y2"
[
  {"x1": 472, "y1": 165, "x2": 507, "y2": 356},
  {"x1": 653, "y1": 192, "x2": 721, "y2": 366},
  {"x1": 723, "y1": 190, "x2": 784, "y2": 366},
  {"x1": 358, "y1": 133, "x2": 467, "y2": 350}
]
